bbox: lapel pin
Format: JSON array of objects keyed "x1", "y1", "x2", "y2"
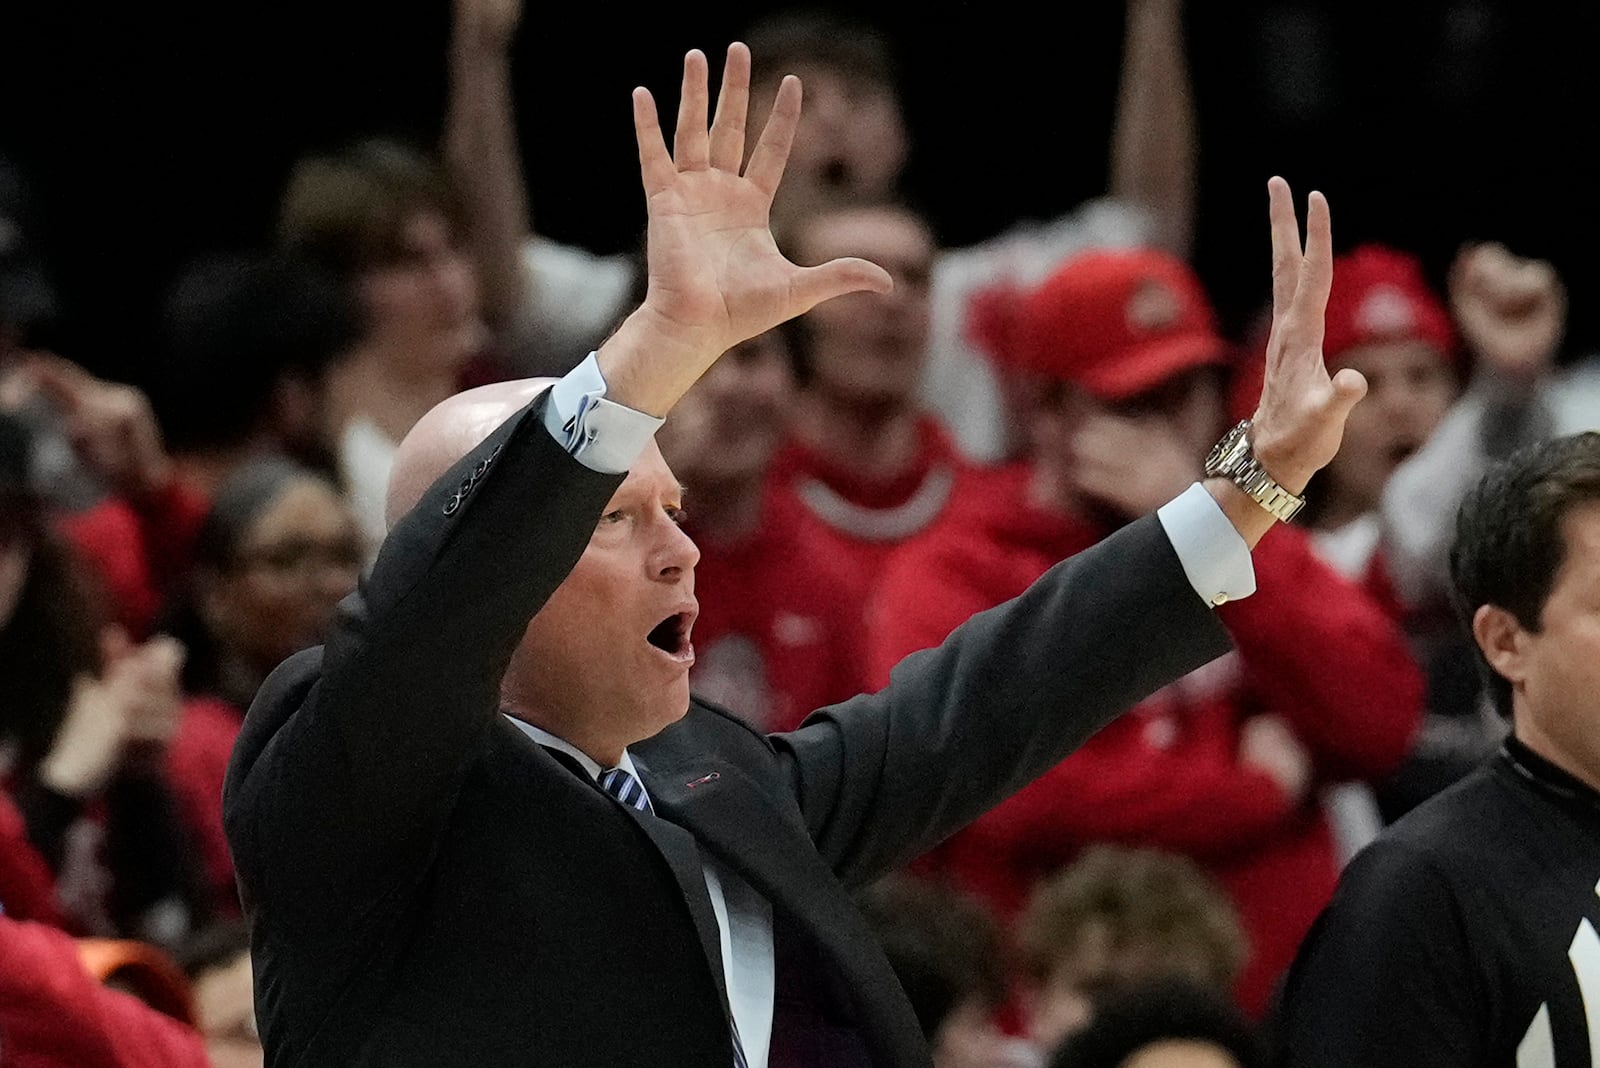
[{"x1": 686, "y1": 772, "x2": 720, "y2": 789}]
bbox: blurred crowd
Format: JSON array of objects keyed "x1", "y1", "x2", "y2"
[{"x1": 2, "y1": 2, "x2": 1598, "y2": 1066}]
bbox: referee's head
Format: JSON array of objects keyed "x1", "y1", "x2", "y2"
[{"x1": 1450, "y1": 431, "x2": 1600, "y2": 741}]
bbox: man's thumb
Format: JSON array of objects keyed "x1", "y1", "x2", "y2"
[
  {"x1": 791, "y1": 257, "x2": 893, "y2": 317},
  {"x1": 1329, "y1": 367, "x2": 1368, "y2": 419}
]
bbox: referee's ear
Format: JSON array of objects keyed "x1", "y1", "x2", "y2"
[{"x1": 1472, "y1": 603, "x2": 1528, "y2": 706}]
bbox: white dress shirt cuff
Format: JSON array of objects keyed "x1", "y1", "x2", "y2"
[
  {"x1": 542, "y1": 352, "x2": 665, "y2": 474},
  {"x1": 1157, "y1": 482, "x2": 1257, "y2": 606}
]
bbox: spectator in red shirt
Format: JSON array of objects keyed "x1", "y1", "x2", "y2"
[
  {"x1": 161, "y1": 460, "x2": 362, "y2": 916},
  {"x1": 1, "y1": 413, "x2": 199, "y2": 945},
  {"x1": 656, "y1": 329, "x2": 865, "y2": 732},
  {"x1": 768, "y1": 202, "x2": 993, "y2": 603},
  {"x1": 1, "y1": 256, "x2": 358, "y2": 639},
  {"x1": 0, "y1": 913, "x2": 210, "y2": 1068},
  {"x1": 1229, "y1": 243, "x2": 1570, "y2": 820},
  {"x1": 868, "y1": 248, "x2": 1424, "y2": 1015}
]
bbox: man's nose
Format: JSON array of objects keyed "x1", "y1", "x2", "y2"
[{"x1": 652, "y1": 516, "x2": 701, "y2": 579}]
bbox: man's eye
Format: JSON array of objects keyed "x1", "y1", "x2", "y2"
[
  {"x1": 599, "y1": 510, "x2": 627, "y2": 525},
  {"x1": 667, "y1": 507, "x2": 689, "y2": 527}
]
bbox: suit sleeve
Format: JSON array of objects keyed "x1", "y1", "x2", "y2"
[
  {"x1": 775, "y1": 513, "x2": 1233, "y2": 887},
  {"x1": 223, "y1": 396, "x2": 623, "y2": 924},
  {"x1": 1219, "y1": 524, "x2": 1423, "y2": 781},
  {"x1": 1275, "y1": 838, "x2": 1487, "y2": 1067}
]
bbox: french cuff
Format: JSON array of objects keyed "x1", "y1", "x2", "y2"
[
  {"x1": 1157, "y1": 482, "x2": 1257, "y2": 607},
  {"x1": 542, "y1": 352, "x2": 664, "y2": 474}
]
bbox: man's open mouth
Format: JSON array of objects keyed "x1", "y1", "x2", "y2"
[{"x1": 646, "y1": 611, "x2": 696, "y2": 662}]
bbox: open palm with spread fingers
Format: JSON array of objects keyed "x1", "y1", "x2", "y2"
[
  {"x1": 600, "y1": 44, "x2": 891, "y2": 416},
  {"x1": 1248, "y1": 177, "x2": 1370, "y2": 494}
]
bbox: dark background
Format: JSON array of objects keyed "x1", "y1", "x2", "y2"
[{"x1": 2, "y1": 0, "x2": 1596, "y2": 386}]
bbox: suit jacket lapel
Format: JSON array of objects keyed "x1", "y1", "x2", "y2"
[
  {"x1": 642, "y1": 755, "x2": 928, "y2": 1065},
  {"x1": 495, "y1": 720, "x2": 734, "y2": 1021},
  {"x1": 617, "y1": 801, "x2": 735, "y2": 1023}
]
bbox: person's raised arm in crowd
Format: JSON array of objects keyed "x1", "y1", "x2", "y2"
[
  {"x1": 444, "y1": 0, "x2": 530, "y2": 345},
  {"x1": 1, "y1": 355, "x2": 208, "y2": 637},
  {"x1": 1109, "y1": 0, "x2": 1197, "y2": 259},
  {"x1": 444, "y1": 0, "x2": 638, "y2": 375},
  {"x1": 1380, "y1": 243, "x2": 1581, "y2": 612}
]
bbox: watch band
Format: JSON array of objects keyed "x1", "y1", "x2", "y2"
[{"x1": 1205, "y1": 420, "x2": 1306, "y2": 523}]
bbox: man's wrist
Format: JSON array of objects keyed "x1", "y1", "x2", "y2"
[
  {"x1": 595, "y1": 306, "x2": 722, "y2": 418},
  {"x1": 1203, "y1": 477, "x2": 1277, "y2": 550},
  {"x1": 1245, "y1": 423, "x2": 1314, "y2": 497}
]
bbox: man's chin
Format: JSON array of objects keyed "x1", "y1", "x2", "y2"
[{"x1": 631, "y1": 690, "x2": 692, "y2": 745}]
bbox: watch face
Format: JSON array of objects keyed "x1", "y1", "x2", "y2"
[{"x1": 1205, "y1": 422, "x2": 1249, "y2": 475}]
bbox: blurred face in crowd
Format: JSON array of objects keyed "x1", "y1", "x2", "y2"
[
  {"x1": 752, "y1": 67, "x2": 907, "y2": 215},
  {"x1": 202, "y1": 477, "x2": 362, "y2": 676},
  {"x1": 1031, "y1": 370, "x2": 1226, "y2": 465},
  {"x1": 792, "y1": 206, "x2": 934, "y2": 410},
  {"x1": 502, "y1": 440, "x2": 700, "y2": 762},
  {"x1": 1320, "y1": 339, "x2": 1456, "y2": 521},
  {"x1": 1102, "y1": 370, "x2": 1227, "y2": 459},
  {"x1": 655, "y1": 330, "x2": 794, "y2": 494},
  {"x1": 1027, "y1": 368, "x2": 1224, "y2": 522},
  {"x1": 1025, "y1": 922, "x2": 1225, "y2": 1049},
  {"x1": 1122, "y1": 1041, "x2": 1243, "y2": 1068},
  {"x1": 356, "y1": 210, "x2": 483, "y2": 380},
  {"x1": 1478, "y1": 500, "x2": 1600, "y2": 787}
]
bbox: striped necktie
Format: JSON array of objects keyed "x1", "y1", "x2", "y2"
[
  {"x1": 595, "y1": 765, "x2": 749, "y2": 1068},
  {"x1": 597, "y1": 766, "x2": 651, "y2": 813}
]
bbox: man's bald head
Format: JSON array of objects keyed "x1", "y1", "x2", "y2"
[{"x1": 385, "y1": 378, "x2": 556, "y2": 529}]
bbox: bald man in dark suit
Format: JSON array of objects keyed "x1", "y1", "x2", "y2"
[{"x1": 224, "y1": 44, "x2": 1369, "y2": 1068}]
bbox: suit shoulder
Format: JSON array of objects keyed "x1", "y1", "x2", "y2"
[
  {"x1": 686, "y1": 696, "x2": 774, "y2": 749},
  {"x1": 225, "y1": 646, "x2": 326, "y2": 798}
]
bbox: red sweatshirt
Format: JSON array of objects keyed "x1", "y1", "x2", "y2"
[
  {"x1": 57, "y1": 479, "x2": 209, "y2": 638},
  {"x1": 0, "y1": 791, "x2": 68, "y2": 929},
  {"x1": 0, "y1": 915, "x2": 211, "y2": 1068},
  {"x1": 767, "y1": 416, "x2": 995, "y2": 605},
  {"x1": 867, "y1": 465, "x2": 1424, "y2": 1015},
  {"x1": 166, "y1": 696, "x2": 246, "y2": 918},
  {"x1": 688, "y1": 490, "x2": 866, "y2": 733}
]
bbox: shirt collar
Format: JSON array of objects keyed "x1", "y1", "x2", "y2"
[
  {"x1": 1500, "y1": 734, "x2": 1600, "y2": 818},
  {"x1": 503, "y1": 715, "x2": 647, "y2": 788}
]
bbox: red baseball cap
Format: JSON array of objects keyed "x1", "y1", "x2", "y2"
[
  {"x1": 1322, "y1": 245, "x2": 1456, "y2": 364},
  {"x1": 1003, "y1": 248, "x2": 1228, "y2": 401}
]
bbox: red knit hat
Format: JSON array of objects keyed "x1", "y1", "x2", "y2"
[
  {"x1": 1322, "y1": 245, "x2": 1456, "y2": 364},
  {"x1": 998, "y1": 248, "x2": 1228, "y2": 401}
]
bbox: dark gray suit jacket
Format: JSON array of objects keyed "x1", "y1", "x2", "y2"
[{"x1": 223, "y1": 395, "x2": 1231, "y2": 1066}]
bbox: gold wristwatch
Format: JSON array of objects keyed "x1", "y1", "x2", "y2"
[{"x1": 1204, "y1": 420, "x2": 1306, "y2": 523}]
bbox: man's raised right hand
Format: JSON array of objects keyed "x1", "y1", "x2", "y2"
[{"x1": 597, "y1": 44, "x2": 891, "y2": 417}]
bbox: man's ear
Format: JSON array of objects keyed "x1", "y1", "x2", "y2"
[{"x1": 1473, "y1": 603, "x2": 1530, "y2": 688}]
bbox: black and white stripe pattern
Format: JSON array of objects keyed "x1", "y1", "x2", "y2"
[{"x1": 598, "y1": 767, "x2": 651, "y2": 813}]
